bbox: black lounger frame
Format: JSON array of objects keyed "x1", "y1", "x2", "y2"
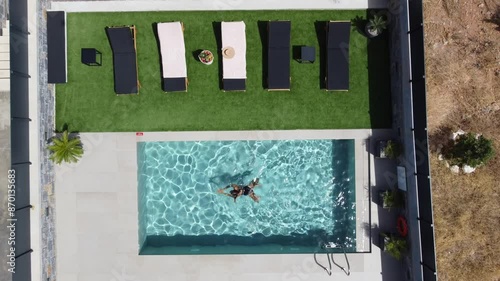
[
  {"x1": 223, "y1": 79, "x2": 246, "y2": 91},
  {"x1": 326, "y1": 21, "x2": 351, "y2": 91},
  {"x1": 267, "y1": 21, "x2": 291, "y2": 91},
  {"x1": 163, "y1": 77, "x2": 187, "y2": 92}
]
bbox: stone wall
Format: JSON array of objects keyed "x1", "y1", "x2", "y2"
[
  {"x1": 1, "y1": 2, "x2": 12, "y2": 281},
  {"x1": 38, "y1": 0, "x2": 57, "y2": 280},
  {"x1": 0, "y1": 0, "x2": 8, "y2": 28}
]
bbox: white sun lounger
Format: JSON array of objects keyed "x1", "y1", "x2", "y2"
[
  {"x1": 157, "y1": 22, "x2": 187, "y2": 92},
  {"x1": 221, "y1": 21, "x2": 246, "y2": 91}
]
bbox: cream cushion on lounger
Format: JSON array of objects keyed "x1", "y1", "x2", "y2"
[
  {"x1": 221, "y1": 21, "x2": 246, "y2": 79},
  {"x1": 157, "y1": 22, "x2": 187, "y2": 79}
]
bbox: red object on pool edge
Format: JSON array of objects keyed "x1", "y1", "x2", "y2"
[
  {"x1": 397, "y1": 216, "x2": 408, "y2": 237},
  {"x1": 136, "y1": 132, "x2": 143, "y2": 136}
]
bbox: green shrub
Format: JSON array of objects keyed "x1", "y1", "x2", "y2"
[
  {"x1": 447, "y1": 133, "x2": 494, "y2": 167},
  {"x1": 381, "y1": 190, "x2": 403, "y2": 208},
  {"x1": 382, "y1": 234, "x2": 407, "y2": 260},
  {"x1": 384, "y1": 140, "x2": 402, "y2": 159}
]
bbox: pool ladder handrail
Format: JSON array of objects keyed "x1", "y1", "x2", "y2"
[{"x1": 314, "y1": 243, "x2": 351, "y2": 276}]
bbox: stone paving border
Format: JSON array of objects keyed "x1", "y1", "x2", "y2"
[
  {"x1": 0, "y1": 0, "x2": 7, "y2": 29},
  {"x1": 28, "y1": 0, "x2": 58, "y2": 280},
  {"x1": 137, "y1": 129, "x2": 376, "y2": 142},
  {"x1": 50, "y1": 0, "x2": 389, "y2": 12},
  {"x1": 0, "y1": 90, "x2": 12, "y2": 281},
  {"x1": 0, "y1": 4, "x2": 9, "y2": 281}
]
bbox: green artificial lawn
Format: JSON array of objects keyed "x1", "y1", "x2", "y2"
[{"x1": 56, "y1": 10, "x2": 391, "y2": 132}]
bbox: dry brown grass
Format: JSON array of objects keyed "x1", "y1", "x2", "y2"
[
  {"x1": 424, "y1": 0, "x2": 500, "y2": 280},
  {"x1": 431, "y1": 157, "x2": 500, "y2": 281},
  {"x1": 424, "y1": 0, "x2": 500, "y2": 133}
]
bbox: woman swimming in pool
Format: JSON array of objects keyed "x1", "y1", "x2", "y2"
[{"x1": 217, "y1": 178, "x2": 260, "y2": 203}]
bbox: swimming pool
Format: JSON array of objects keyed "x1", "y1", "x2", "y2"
[{"x1": 138, "y1": 139, "x2": 356, "y2": 254}]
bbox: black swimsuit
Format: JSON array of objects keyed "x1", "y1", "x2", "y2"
[{"x1": 242, "y1": 186, "x2": 252, "y2": 196}]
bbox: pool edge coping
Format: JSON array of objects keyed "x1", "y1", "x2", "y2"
[
  {"x1": 135, "y1": 128, "x2": 379, "y2": 253},
  {"x1": 134, "y1": 129, "x2": 379, "y2": 142}
]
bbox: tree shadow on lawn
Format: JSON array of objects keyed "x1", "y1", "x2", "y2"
[
  {"x1": 191, "y1": 49, "x2": 203, "y2": 61},
  {"x1": 212, "y1": 21, "x2": 223, "y2": 90},
  {"x1": 366, "y1": 11, "x2": 392, "y2": 128},
  {"x1": 351, "y1": 15, "x2": 369, "y2": 37},
  {"x1": 257, "y1": 21, "x2": 268, "y2": 89},
  {"x1": 314, "y1": 21, "x2": 327, "y2": 89},
  {"x1": 151, "y1": 23, "x2": 164, "y2": 88},
  {"x1": 292, "y1": 45, "x2": 302, "y2": 62}
]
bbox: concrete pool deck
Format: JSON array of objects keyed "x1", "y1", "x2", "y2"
[{"x1": 55, "y1": 129, "x2": 404, "y2": 281}]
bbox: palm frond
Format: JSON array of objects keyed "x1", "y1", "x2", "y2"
[{"x1": 368, "y1": 15, "x2": 387, "y2": 34}]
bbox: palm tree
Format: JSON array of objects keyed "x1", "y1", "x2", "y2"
[
  {"x1": 366, "y1": 14, "x2": 387, "y2": 37},
  {"x1": 48, "y1": 130, "x2": 83, "y2": 164}
]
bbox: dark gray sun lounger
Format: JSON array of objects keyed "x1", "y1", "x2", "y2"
[
  {"x1": 267, "y1": 21, "x2": 291, "y2": 91},
  {"x1": 105, "y1": 26, "x2": 139, "y2": 94},
  {"x1": 47, "y1": 11, "x2": 67, "y2": 83},
  {"x1": 326, "y1": 21, "x2": 351, "y2": 91}
]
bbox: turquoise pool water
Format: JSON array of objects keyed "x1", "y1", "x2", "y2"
[{"x1": 138, "y1": 139, "x2": 356, "y2": 255}]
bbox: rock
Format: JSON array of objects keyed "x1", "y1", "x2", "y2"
[
  {"x1": 450, "y1": 165, "x2": 460, "y2": 174},
  {"x1": 438, "y1": 154, "x2": 444, "y2": 161},
  {"x1": 437, "y1": 144, "x2": 444, "y2": 154},
  {"x1": 445, "y1": 161, "x2": 450, "y2": 168},
  {"x1": 463, "y1": 165, "x2": 476, "y2": 174},
  {"x1": 451, "y1": 130, "x2": 466, "y2": 140}
]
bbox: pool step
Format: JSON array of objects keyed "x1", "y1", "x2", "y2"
[
  {"x1": 0, "y1": 52, "x2": 9, "y2": 61},
  {"x1": 0, "y1": 35, "x2": 8, "y2": 45},
  {"x1": 0, "y1": 79, "x2": 8, "y2": 90},
  {"x1": 0, "y1": 69, "x2": 9, "y2": 77},
  {"x1": 0, "y1": 60, "x2": 9, "y2": 69}
]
